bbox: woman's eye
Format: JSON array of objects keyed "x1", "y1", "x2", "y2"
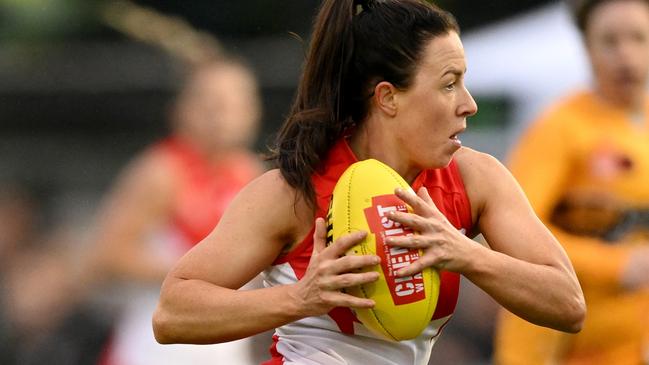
[{"x1": 445, "y1": 83, "x2": 456, "y2": 91}]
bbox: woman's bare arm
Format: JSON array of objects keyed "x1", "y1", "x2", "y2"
[
  {"x1": 153, "y1": 170, "x2": 380, "y2": 344},
  {"x1": 385, "y1": 149, "x2": 585, "y2": 333}
]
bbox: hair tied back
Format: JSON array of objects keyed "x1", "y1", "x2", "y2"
[{"x1": 355, "y1": 0, "x2": 376, "y2": 15}]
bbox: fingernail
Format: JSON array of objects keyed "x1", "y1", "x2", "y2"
[{"x1": 373, "y1": 256, "x2": 380, "y2": 264}]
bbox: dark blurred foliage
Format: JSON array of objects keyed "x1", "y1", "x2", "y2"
[
  {"x1": 131, "y1": 0, "x2": 554, "y2": 36},
  {"x1": 0, "y1": 0, "x2": 555, "y2": 42}
]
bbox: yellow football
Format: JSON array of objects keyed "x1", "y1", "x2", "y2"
[{"x1": 326, "y1": 159, "x2": 440, "y2": 341}]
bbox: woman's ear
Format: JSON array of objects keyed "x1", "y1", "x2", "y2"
[{"x1": 372, "y1": 81, "x2": 398, "y2": 117}]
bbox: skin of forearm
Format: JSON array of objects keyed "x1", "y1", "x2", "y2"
[
  {"x1": 461, "y1": 245, "x2": 585, "y2": 333},
  {"x1": 153, "y1": 277, "x2": 306, "y2": 344}
]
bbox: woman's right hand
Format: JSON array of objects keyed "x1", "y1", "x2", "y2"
[{"x1": 290, "y1": 218, "x2": 381, "y2": 317}]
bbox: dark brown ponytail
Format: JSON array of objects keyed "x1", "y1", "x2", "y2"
[{"x1": 268, "y1": 0, "x2": 459, "y2": 208}]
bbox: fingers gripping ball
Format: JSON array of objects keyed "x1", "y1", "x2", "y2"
[{"x1": 326, "y1": 159, "x2": 440, "y2": 341}]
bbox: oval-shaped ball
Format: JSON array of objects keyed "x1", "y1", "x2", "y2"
[{"x1": 326, "y1": 159, "x2": 440, "y2": 341}]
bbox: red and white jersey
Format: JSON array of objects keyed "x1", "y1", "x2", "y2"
[
  {"x1": 262, "y1": 138, "x2": 474, "y2": 365},
  {"x1": 99, "y1": 137, "x2": 262, "y2": 365},
  {"x1": 158, "y1": 137, "x2": 260, "y2": 249}
]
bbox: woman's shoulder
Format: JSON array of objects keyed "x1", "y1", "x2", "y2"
[
  {"x1": 233, "y1": 169, "x2": 314, "y2": 240},
  {"x1": 454, "y1": 147, "x2": 506, "y2": 179},
  {"x1": 453, "y1": 147, "x2": 515, "y2": 216},
  {"x1": 238, "y1": 169, "x2": 298, "y2": 206}
]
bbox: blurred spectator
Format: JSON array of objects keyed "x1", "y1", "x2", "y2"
[
  {"x1": 494, "y1": 1, "x2": 649, "y2": 364},
  {"x1": 86, "y1": 56, "x2": 267, "y2": 365},
  {"x1": 0, "y1": 183, "x2": 104, "y2": 364},
  {"x1": 0, "y1": 184, "x2": 39, "y2": 272},
  {"x1": 0, "y1": 183, "x2": 40, "y2": 364}
]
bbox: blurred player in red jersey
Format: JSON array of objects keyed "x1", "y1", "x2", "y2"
[{"x1": 90, "y1": 56, "x2": 266, "y2": 365}]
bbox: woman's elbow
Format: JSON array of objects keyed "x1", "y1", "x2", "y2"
[
  {"x1": 560, "y1": 295, "x2": 586, "y2": 333},
  {"x1": 152, "y1": 306, "x2": 176, "y2": 344}
]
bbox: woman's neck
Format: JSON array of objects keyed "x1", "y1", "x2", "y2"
[{"x1": 348, "y1": 123, "x2": 421, "y2": 184}]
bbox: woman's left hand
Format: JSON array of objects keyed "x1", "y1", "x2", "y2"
[{"x1": 384, "y1": 187, "x2": 479, "y2": 276}]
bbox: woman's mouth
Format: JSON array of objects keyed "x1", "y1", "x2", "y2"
[
  {"x1": 450, "y1": 127, "x2": 465, "y2": 147},
  {"x1": 450, "y1": 134, "x2": 462, "y2": 147}
]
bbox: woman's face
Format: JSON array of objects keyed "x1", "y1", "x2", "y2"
[
  {"x1": 586, "y1": 0, "x2": 649, "y2": 107},
  {"x1": 392, "y1": 31, "x2": 477, "y2": 170}
]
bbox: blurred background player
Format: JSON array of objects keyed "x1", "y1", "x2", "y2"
[
  {"x1": 494, "y1": 0, "x2": 649, "y2": 364},
  {"x1": 87, "y1": 55, "x2": 266, "y2": 365},
  {"x1": 56, "y1": 3, "x2": 271, "y2": 364}
]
